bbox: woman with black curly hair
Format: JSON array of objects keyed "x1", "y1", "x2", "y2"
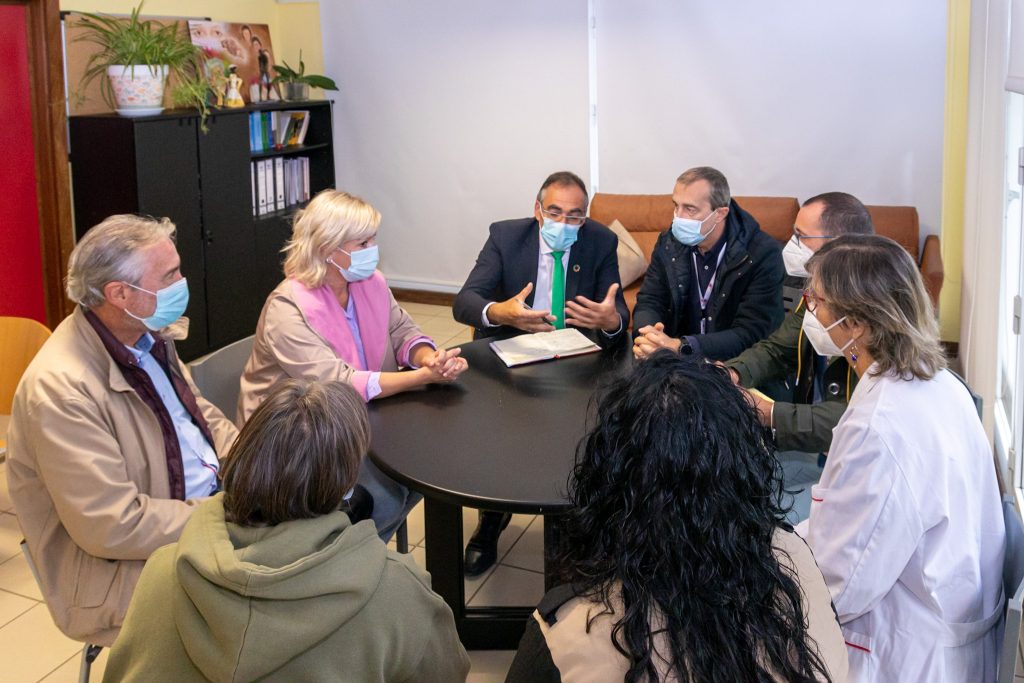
[{"x1": 507, "y1": 351, "x2": 846, "y2": 682}]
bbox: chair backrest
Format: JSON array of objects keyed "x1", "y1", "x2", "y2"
[
  {"x1": 998, "y1": 495, "x2": 1024, "y2": 683},
  {"x1": 0, "y1": 317, "x2": 51, "y2": 414},
  {"x1": 589, "y1": 193, "x2": 800, "y2": 259},
  {"x1": 187, "y1": 335, "x2": 254, "y2": 422},
  {"x1": 949, "y1": 369, "x2": 984, "y2": 421}
]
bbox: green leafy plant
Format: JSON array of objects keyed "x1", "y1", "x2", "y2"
[
  {"x1": 271, "y1": 50, "x2": 339, "y2": 90},
  {"x1": 171, "y1": 73, "x2": 212, "y2": 132},
  {"x1": 74, "y1": 2, "x2": 208, "y2": 115}
]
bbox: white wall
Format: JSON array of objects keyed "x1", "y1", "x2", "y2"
[
  {"x1": 320, "y1": 1, "x2": 947, "y2": 291},
  {"x1": 321, "y1": 1, "x2": 589, "y2": 292}
]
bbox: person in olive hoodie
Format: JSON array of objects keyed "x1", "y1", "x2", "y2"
[{"x1": 104, "y1": 379, "x2": 469, "y2": 683}]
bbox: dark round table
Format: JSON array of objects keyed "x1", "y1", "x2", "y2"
[{"x1": 367, "y1": 335, "x2": 630, "y2": 648}]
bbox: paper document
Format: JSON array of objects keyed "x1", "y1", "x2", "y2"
[{"x1": 489, "y1": 328, "x2": 601, "y2": 367}]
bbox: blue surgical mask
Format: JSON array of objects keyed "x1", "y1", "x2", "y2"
[
  {"x1": 126, "y1": 278, "x2": 189, "y2": 330},
  {"x1": 328, "y1": 245, "x2": 380, "y2": 282},
  {"x1": 671, "y1": 210, "x2": 718, "y2": 246},
  {"x1": 540, "y1": 218, "x2": 580, "y2": 252}
]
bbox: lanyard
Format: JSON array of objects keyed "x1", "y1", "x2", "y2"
[{"x1": 692, "y1": 242, "x2": 727, "y2": 334}]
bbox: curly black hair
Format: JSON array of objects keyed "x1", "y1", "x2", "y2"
[{"x1": 556, "y1": 351, "x2": 832, "y2": 682}]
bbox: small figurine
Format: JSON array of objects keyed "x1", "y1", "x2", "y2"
[{"x1": 224, "y1": 65, "x2": 245, "y2": 108}]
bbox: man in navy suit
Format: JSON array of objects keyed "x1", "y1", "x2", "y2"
[{"x1": 453, "y1": 171, "x2": 628, "y2": 575}]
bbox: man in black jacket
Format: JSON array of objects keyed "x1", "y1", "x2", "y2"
[
  {"x1": 453, "y1": 170, "x2": 628, "y2": 576},
  {"x1": 632, "y1": 167, "x2": 784, "y2": 361}
]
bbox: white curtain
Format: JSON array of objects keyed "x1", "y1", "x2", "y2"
[
  {"x1": 593, "y1": 1, "x2": 946, "y2": 236},
  {"x1": 320, "y1": 1, "x2": 946, "y2": 290},
  {"x1": 962, "y1": 0, "x2": 1012, "y2": 446},
  {"x1": 320, "y1": 1, "x2": 590, "y2": 291},
  {"x1": 1008, "y1": 0, "x2": 1024, "y2": 94}
]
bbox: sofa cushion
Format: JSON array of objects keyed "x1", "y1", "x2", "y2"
[
  {"x1": 589, "y1": 193, "x2": 800, "y2": 260},
  {"x1": 865, "y1": 205, "x2": 919, "y2": 259},
  {"x1": 607, "y1": 219, "x2": 648, "y2": 287}
]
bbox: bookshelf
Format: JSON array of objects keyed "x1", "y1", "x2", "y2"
[{"x1": 68, "y1": 100, "x2": 336, "y2": 361}]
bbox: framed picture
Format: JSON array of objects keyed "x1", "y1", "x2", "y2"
[{"x1": 188, "y1": 21, "x2": 280, "y2": 103}]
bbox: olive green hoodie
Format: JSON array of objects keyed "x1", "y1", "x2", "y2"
[{"x1": 104, "y1": 495, "x2": 469, "y2": 682}]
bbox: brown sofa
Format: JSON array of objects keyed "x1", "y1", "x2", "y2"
[{"x1": 589, "y1": 193, "x2": 944, "y2": 317}]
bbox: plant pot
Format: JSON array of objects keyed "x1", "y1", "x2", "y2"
[
  {"x1": 284, "y1": 82, "x2": 310, "y2": 101},
  {"x1": 107, "y1": 65, "x2": 169, "y2": 117}
]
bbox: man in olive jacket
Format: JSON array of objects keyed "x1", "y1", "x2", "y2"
[
  {"x1": 724, "y1": 192, "x2": 874, "y2": 453},
  {"x1": 633, "y1": 166, "x2": 784, "y2": 361}
]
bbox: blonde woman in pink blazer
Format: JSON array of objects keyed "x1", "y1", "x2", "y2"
[{"x1": 238, "y1": 189, "x2": 468, "y2": 539}]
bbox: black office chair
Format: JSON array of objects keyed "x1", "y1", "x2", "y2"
[
  {"x1": 998, "y1": 495, "x2": 1024, "y2": 683},
  {"x1": 949, "y1": 369, "x2": 983, "y2": 421}
]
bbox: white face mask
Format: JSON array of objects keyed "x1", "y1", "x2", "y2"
[
  {"x1": 801, "y1": 309, "x2": 855, "y2": 358},
  {"x1": 782, "y1": 236, "x2": 815, "y2": 278}
]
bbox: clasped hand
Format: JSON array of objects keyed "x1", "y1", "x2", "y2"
[
  {"x1": 421, "y1": 347, "x2": 468, "y2": 382},
  {"x1": 633, "y1": 322, "x2": 681, "y2": 359}
]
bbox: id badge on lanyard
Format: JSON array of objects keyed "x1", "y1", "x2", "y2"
[{"x1": 693, "y1": 244, "x2": 727, "y2": 335}]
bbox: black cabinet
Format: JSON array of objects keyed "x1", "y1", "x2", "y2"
[{"x1": 69, "y1": 101, "x2": 336, "y2": 361}]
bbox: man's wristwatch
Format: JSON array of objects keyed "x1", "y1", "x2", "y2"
[{"x1": 679, "y1": 339, "x2": 694, "y2": 355}]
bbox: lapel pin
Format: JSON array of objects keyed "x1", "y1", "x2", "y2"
[{"x1": 572, "y1": 264, "x2": 580, "y2": 273}]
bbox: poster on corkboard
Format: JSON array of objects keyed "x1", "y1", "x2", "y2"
[{"x1": 188, "y1": 21, "x2": 280, "y2": 103}]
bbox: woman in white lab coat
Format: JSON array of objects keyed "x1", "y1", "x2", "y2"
[{"x1": 799, "y1": 234, "x2": 1005, "y2": 682}]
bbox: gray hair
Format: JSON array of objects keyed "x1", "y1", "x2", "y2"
[
  {"x1": 536, "y1": 171, "x2": 589, "y2": 207},
  {"x1": 222, "y1": 379, "x2": 369, "y2": 526},
  {"x1": 66, "y1": 214, "x2": 176, "y2": 308},
  {"x1": 677, "y1": 167, "x2": 731, "y2": 210},
  {"x1": 807, "y1": 234, "x2": 945, "y2": 380}
]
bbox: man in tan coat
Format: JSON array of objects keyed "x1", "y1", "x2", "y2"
[{"x1": 7, "y1": 215, "x2": 238, "y2": 647}]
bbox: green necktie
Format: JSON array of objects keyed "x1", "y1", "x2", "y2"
[{"x1": 551, "y1": 251, "x2": 565, "y2": 329}]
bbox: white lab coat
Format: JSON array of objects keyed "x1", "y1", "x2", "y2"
[{"x1": 800, "y1": 365, "x2": 1005, "y2": 682}]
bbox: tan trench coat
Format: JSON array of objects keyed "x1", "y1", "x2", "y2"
[{"x1": 6, "y1": 308, "x2": 238, "y2": 646}]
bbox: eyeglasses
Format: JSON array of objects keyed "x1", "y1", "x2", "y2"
[
  {"x1": 802, "y1": 288, "x2": 827, "y2": 313},
  {"x1": 793, "y1": 231, "x2": 832, "y2": 246},
  {"x1": 540, "y1": 206, "x2": 587, "y2": 226}
]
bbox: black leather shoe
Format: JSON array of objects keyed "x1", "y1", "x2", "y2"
[{"x1": 464, "y1": 511, "x2": 512, "y2": 577}]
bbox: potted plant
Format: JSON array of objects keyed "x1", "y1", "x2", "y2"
[
  {"x1": 74, "y1": 2, "x2": 207, "y2": 118},
  {"x1": 272, "y1": 51, "x2": 339, "y2": 101}
]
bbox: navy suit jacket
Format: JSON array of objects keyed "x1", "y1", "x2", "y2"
[{"x1": 453, "y1": 217, "x2": 628, "y2": 347}]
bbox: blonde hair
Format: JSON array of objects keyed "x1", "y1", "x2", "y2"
[
  {"x1": 282, "y1": 190, "x2": 381, "y2": 287},
  {"x1": 807, "y1": 234, "x2": 945, "y2": 380},
  {"x1": 66, "y1": 214, "x2": 176, "y2": 308}
]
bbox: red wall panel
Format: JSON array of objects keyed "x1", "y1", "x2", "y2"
[{"x1": 0, "y1": 5, "x2": 46, "y2": 324}]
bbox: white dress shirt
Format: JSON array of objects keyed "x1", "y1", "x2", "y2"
[
  {"x1": 126, "y1": 334, "x2": 220, "y2": 499},
  {"x1": 482, "y1": 243, "x2": 571, "y2": 326}
]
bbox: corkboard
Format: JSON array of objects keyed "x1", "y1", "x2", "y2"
[{"x1": 63, "y1": 11, "x2": 203, "y2": 115}]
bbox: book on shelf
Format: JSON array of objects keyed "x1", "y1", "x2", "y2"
[
  {"x1": 256, "y1": 160, "x2": 268, "y2": 216},
  {"x1": 274, "y1": 157, "x2": 285, "y2": 211},
  {"x1": 489, "y1": 328, "x2": 601, "y2": 367},
  {"x1": 248, "y1": 110, "x2": 312, "y2": 152},
  {"x1": 251, "y1": 156, "x2": 311, "y2": 216}
]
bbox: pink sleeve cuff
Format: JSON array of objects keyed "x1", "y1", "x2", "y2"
[
  {"x1": 349, "y1": 371, "x2": 372, "y2": 402},
  {"x1": 399, "y1": 335, "x2": 435, "y2": 368}
]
